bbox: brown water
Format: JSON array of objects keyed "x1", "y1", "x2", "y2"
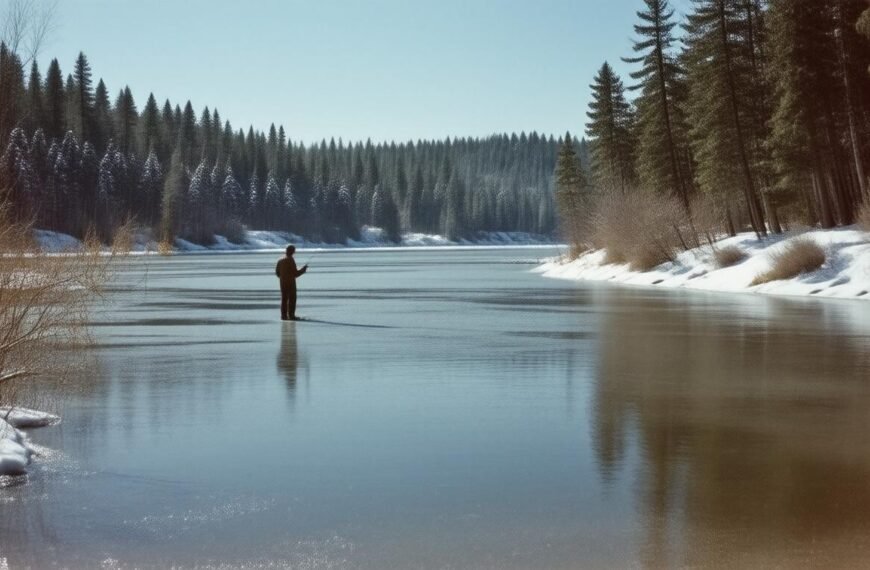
[{"x1": 2, "y1": 248, "x2": 870, "y2": 569}]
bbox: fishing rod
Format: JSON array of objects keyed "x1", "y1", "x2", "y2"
[{"x1": 300, "y1": 247, "x2": 321, "y2": 268}]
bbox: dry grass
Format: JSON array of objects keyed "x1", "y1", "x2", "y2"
[
  {"x1": 592, "y1": 192, "x2": 688, "y2": 271},
  {"x1": 712, "y1": 245, "x2": 747, "y2": 268},
  {"x1": 0, "y1": 198, "x2": 123, "y2": 410},
  {"x1": 751, "y1": 236, "x2": 826, "y2": 286},
  {"x1": 157, "y1": 239, "x2": 174, "y2": 256}
]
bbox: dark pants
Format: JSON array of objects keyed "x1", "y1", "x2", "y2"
[{"x1": 280, "y1": 283, "x2": 297, "y2": 320}]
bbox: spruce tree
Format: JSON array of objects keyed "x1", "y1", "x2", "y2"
[
  {"x1": 0, "y1": 44, "x2": 25, "y2": 151},
  {"x1": 72, "y1": 52, "x2": 94, "y2": 142},
  {"x1": 93, "y1": 79, "x2": 112, "y2": 153},
  {"x1": 161, "y1": 145, "x2": 186, "y2": 243},
  {"x1": 684, "y1": 0, "x2": 767, "y2": 236},
  {"x1": 554, "y1": 132, "x2": 589, "y2": 246},
  {"x1": 624, "y1": 0, "x2": 693, "y2": 205},
  {"x1": 43, "y1": 59, "x2": 65, "y2": 141},
  {"x1": 586, "y1": 62, "x2": 637, "y2": 194},
  {"x1": 139, "y1": 94, "x2": 162, "y2": 159},
  {"x1": 26, "y1": 61, "x2": 44, "y2": 134},
  {"x1": 114, "y1": 86, "x2": 138, "y2": 156}
]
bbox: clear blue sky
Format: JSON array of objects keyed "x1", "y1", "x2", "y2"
[{"x1": 43, "y1": 0, "x2": 692, "y2": 144}]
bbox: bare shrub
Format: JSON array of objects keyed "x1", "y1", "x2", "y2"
[
  {"x1": 0, "y1": 198, "x2": 120, "y2": 410},
  {"x1": 592, "y1": 192, "x2": 688, "y2": 271},
  {"x1": 221, "y1": 218, "x2": 247, "y2": 245},
  {"x1": 157, "y1": 239, "x2": 174, "y2": 256},
  {"x1": 857, "y1": 201, "x2": 870, "y2": 231},
  {"x1": 713, "y1": 245, "x2": 747, "y2": 268},
  {"x1": 690, "y1": 194, "x2": 732, "y2": 246},
  {"x1": 751, "y1": 236, "x2": 825, "y2": 286}
]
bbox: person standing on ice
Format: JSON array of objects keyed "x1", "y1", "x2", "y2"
[{"x1": 276, "y1": 245, "x2": 308, "y2": 321}]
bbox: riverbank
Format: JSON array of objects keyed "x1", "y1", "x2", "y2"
[
  {"x1": 536, "y1": 227, "x2": 870, "y2": 300},
  {"x1": 34, "y1": 226, "x2": 556, "y2": 254}
]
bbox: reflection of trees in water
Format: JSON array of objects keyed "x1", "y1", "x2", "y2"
[{"x1": 593, "y1": 289, "x2": 870, "y2": 568}]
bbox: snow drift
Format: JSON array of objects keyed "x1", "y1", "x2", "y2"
[
  {"x1": 536, "y1": 228, "x2": 870, "y2": 301},
  {"x1": 0, "y1": 408, "x2": 59, "y2": 476}
]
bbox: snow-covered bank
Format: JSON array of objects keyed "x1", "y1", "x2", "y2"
[
  {"x1": 175, "y1": 227, "x2": 556, "y2": 252},
  {"x1": 536, "y1": 228, "x2": 870, "y2": 300},
  {"x1": 0, "y1": 407, "x2": 59, "y2": 476},
  {"x1": 34, "y1": 226, "x2": 556, "y2": 254}
]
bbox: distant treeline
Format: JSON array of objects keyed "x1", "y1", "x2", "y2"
[
  {"x1": 0, "y1": 46, "x2": 572, "y2": 244},
  {"x1": 557, "y1": 0, "x2": 870, "y2": 239}
]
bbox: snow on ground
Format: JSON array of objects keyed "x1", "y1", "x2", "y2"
[
  {"x1": 34, "y1": 228, "x2": 158, "y2": 253},
  {"x1": 32, "y1": 230, "x2": 84, "y2": 252},
  {"x1": 0, "y1": 408, "x2": 59, "y2": 476},
  {"x1": 536, "y1": 227, "x2": 870, "y2": 301},
  {"x1": 0, "y1": 407, "x2": 60, "y2": 428}
]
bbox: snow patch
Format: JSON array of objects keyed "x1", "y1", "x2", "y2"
[
  {"x1": 0, "y1": 418, "x2": 32, "y2": 476},
  {"x1": 0, "y1": 408, "x2": 59, "y2": 476},
  {"x1": 538, "y1": 228, "x2": 870, "y2": 301},
  {"x1": 32, "y1": 230, "x2": 83, "y2": 252},
  {"x1": 0, "y1": 407, "x2": 60, "y2": 428}
]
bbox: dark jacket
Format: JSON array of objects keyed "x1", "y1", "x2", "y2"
[{"x1": 276, "y1": 257, "x2": 306, "y2": 286}]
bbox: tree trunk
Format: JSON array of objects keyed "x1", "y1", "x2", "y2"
[
  {"x1": 652, "y1": 7, "x2": 689, "y2": 209},
  {"x1": 717, "y1": 0, "x2": 766, "y2": 237},
  {"x1": 835, "y1": 1, "x2": 869, "y2": 199}
]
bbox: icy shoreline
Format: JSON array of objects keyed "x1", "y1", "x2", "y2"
[
  {"x1": 0, "y1": 407, "x2": 59, "y2": 476},
  {"x1": 34, "y1": 226, "x2": 558, "y2": 254},
  {"x1": 535, "y1": 228, "x2": 870, "y2": 301}
]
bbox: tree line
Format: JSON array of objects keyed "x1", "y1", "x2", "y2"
[
  {"x1": 557, "y1": 0, "x2": 870, "y2": 241},
  {"x1": 0, "y1": 46, "x2": 569, "y2": 245}
]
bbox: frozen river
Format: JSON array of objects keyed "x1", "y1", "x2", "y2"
[{"x1": 4, "y1": 247, "x2": 870, "y2": 569}]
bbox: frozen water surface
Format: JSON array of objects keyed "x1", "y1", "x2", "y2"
[{"x1": 3, "y1": 248, "x2": 870, "y2": 569}]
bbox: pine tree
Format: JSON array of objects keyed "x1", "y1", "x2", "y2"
[
  {"x1": 554, "y1": 132, "x2": 589, "y2": 246},
  {"x1": 0, "y1": 127, "x2": 36, "y2": 217},
  {"x1": 684, "y1": 0, "x2": 767, "y2": 236},
  {"x1": 264, "y1": 172, "x2": 281, "y2": 229},
  {"x1": 78, "y1": 141, "x2": 99, "y2": 234},
  {"x1": 221, "y1": 166, "x2": 242, "y2": 219},
  {"x1": 586, "y1": 62, "x2": 637, "y2": 194},
  {"x1": 43, "y1": 59, "x2": 65, "y2": 141},
  {"x1": 26, "y1": 61, "x2": 44, "y2": 134},
  {"x1": 624, "y1": 0, "x2": 693, "y2": 205},
  {"x1": 139, "y1": 149, "x2": 163, "y2": 224},
  {"x1": 767, "y1": 1, "x2": 846, "y2": 227},
  {"x1": 114, "y1": 86, "x2": 138, "y2": 155},
  {"x1": 161, "y1": 145, "x2": 186, "y2": 243},
  {"x1": 0, "y1": 44, "x2": 25, "y2": 151},
  {"x1": 443, "y1": 171, "x2": 466, "y2": 240},
  {"x1": 72, "y1": 52, "x2": 94, "y2": 142},
  {"x1": 139, "y1": 93, "x2": 162, "y2": 159},
  {"x1": 93, "y1": 79, "x2": 112, "y2": 153}
]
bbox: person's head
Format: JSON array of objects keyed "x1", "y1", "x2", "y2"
[{"x1": 286, "y1": 245, "x2": 296, "y2": 257}]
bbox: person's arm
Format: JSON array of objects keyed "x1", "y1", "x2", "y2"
[
  {"x1": 296, "y1": 264, "x2": 307, "y2": 277},
  {"x1": 275, "y1": 260, "x2": 281, "y2": 278}
]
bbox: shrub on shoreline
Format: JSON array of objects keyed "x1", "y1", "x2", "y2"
[
  {"x1": 593, "y1": 192, "x2": 688, "y2": 271},
  {"x1": 713, "y1": 245, "x2": 747, "y2": 268},
  {"x1": 0, "y1": 198, "x2": 124, "y2": 410},
  {"x1": 751, "y1": 236, "x2": 825, "y2": 286}
]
